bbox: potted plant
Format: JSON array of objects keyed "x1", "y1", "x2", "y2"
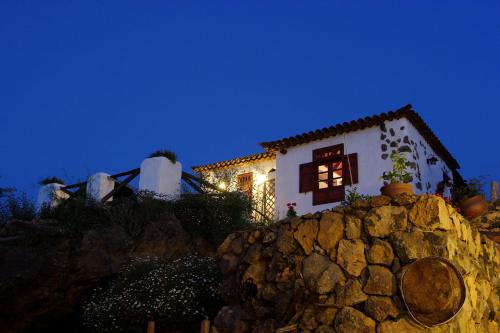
[
  {"x1": 379, "y1": 151, "x2": 414, "y2": 198},
  {"x1": 452, "y1": 178, "x2": 487, "y2": 219},
  {"x1": 148, "y1": 149, "x2": 177, "y2": 163}
]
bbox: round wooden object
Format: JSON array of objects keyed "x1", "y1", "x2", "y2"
[{"x1": 400, "y1": 257, "x2": 466, "y2": 327}]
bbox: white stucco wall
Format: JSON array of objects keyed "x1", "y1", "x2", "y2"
[
  {"x1": 404, "y1": 122, "x2": 453, "y2": 194},
  {"x1": 274, "y1": 117, "x2": 454, "y2": 217},
  {"x1": 275, "y1": 125, "x2": 385, "y2": 218},
  {"x1": 139, "y1": 157, "x2": 182, "y2": 199},
  {"x1": 87, "y1": 172, "x2": 115, "y2": 202},
  {"x1": 203, "y1": 158, "x2": 276, "y2": 193}
]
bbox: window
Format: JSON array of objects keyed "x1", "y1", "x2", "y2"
[
  {"x1": 299, "y1": 145, "x2": 359, "y2": 205},
  {"x1": 312, "y1": 144, "x2": 345, "y2": 205},
  {"x1": 237, "y1": 172, "x2": 253, "y2": 200}
]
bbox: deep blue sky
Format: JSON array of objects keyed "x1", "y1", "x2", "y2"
[{"x1": 1, "y1": 1, "x2": 499, "y2": 197}]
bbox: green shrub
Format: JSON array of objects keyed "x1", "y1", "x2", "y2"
[
  {"x1": 40, "y1": 191, "x2": 252, "y2": 244},
  {"x1": 39, "y1": 196, "x2": 109, "y2": 235},
  {"x1": 341, "y1": 187, "x2": 371, "y2": 206},
  {"x1": 148, "y1": 150, "x2": 177, "y2": 163},
  {"x1": 173, "y1": 192, "x2": 253, "y2": 245},
  {"x1": 380, "y1": 150, "x2": 413, "y2": 184},
  {"x1": 0, "y1": 192, "x2": 36, "y2": 222},
  {"x1": 83, "y1": 255, "x2": 223, "y2": 333}
]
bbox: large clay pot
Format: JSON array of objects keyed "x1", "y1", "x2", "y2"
[
  {"x1": 459, "y1": 194, "x2": 487, "y2": 219},
  {"x1": 380, "y1": 183, "x2": 414, "y2": 198}
]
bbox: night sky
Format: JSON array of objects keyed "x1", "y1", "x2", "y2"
[{"x1": 1, "y1": 1, "x2": 499, "y2": 197}]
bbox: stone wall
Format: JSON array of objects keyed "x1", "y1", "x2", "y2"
[{"x1": 214, "y1": 194, "x2": 500, "y2": 333}]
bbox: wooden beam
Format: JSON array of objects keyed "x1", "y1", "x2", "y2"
[
  {"x1": 111, "y1": 168, "x2": 140, "y2": 179},
  {"x1": 182, "y1": 172, "x2": 226, "y2": 193},
  {"x1": 61, "y1": 181, "x2": 87, "y2": 190},
  {"x1": 59, "y1": 187, "x2": 76, "y2": 197},
  {"x1": 183, "y1": 176, "x2": 205, "y2": 194},
  {"x1": 101, "y1": 169, "x2": 140, "y2": 203}
]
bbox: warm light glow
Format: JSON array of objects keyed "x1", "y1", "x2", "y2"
[
  {"x1": 255, "y1": 173, "x2": 267, "y2": 186},
  {"x1": 218, "y1": 182, "x2": 227, "y2": 190}
]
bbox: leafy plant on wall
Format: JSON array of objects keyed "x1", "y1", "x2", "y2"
[
  {"x1": 379, "y1": 151, "x2": 413, "y2": 185},
  {"x1": 379, "y1": 122, "x2": 439, "y2": 192}
]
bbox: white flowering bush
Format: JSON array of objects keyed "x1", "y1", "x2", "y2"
[{"x1": 83, "y1": 255, "x2": 223, "y2": 332}]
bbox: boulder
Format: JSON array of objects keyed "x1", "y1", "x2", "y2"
[
  {"x1": 276, "y1": 225, "x2": 297, "y2": 255},
  {"x1": 214, "y1": 306, "x2": 249, "y2": 333},
  {"x1": 243, "y1": 243, "x2": 262, "y2": 264},
  {"x1": 370, "y1": 195, "x2": 391, "y2": 207},
  {"x1": 218, "y1": 233, "x2": 239, "y2": 255},
  {"x1": 230, "y1": 236, "x2": 244, "y2": 255},
  {"x1": 317, "y1": 211, "x2": 344, "y2": 253},
  {"x1": 262, "y1": 230, "x2": 276, "y2": 244},
  {"x1": 391, "y1": 193, "x2": 417, "y2": 206},
  {"x1": 302, "y1": 253, "x2": 331, "y2": 291},
  {"x1": 335, "y1": 279, "x2": 368, "y2": 306},
  {"x1": 300, "y1": 305, "x2": 318, "y2": 331},
  {"x1": 366, "y1": 239, "x2": 394, "y2": 266},
  {"x1": 251, "y1": 319, "x2": 276, "y2": 333},
  {"x1": 364, "y1": 206, "x2": 407, "y2": 238},
  {"x1": 317, "y1": 262, "x2": 346, "y2": 294},
  {"x1": 334, "y1": 307, "x2": 376, "y2": 333},
  {"x1": 364, "y1": 296, "x2": 399, "y2": 322},
  {"x1": 408, "y1": 194, "x2": 453, "y2": 231},
  {"x1": 242, "y1": 261, "x2": 266, "y2": 288},
  {"x1": 302, "y1": 253, "x2": 344, "y2": 294},
  {"x1": 389, "y1": 229, "x2": 448, "y2": 264},
  {"x1": 315, "y1": 325, "x2": 335, "y2": 333},
  {"x1": 247, "y1": 229, "x2": 262, "y2": 244},
  {"x1": 345, "y1": 215, "x2": 362, "y2": 239},
  {"x1": 377, "y1": 317, "x2": 426, "y2": 333},
  {"x1": 352, "y1": 199, "x2": 371, "y2": 210},
  {"x1": 362, "y1": 265, "x2": 396, "y2": 296},
  {"x1": 293, "y1": 219, "x2": 319, "y2": 255},
  {"x1": 337, "y1": 239, "x2": 367, "y2": 277},
  {"x1": 220, "y1": 254, "x2": 240, "y2": 274},
  {"x1": 316, "y1": 304, "x2": 338, "y2": 326}
]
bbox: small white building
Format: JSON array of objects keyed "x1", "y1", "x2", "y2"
[{"x1": 192, "y1": 105, "x2": 460, "y2": 220}]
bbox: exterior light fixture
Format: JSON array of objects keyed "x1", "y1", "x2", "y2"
[{"x1": 255, "y1": 174, "x2": 267, "y2": 186}]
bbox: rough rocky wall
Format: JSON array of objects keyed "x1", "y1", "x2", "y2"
[
  {"x1": 0, "y1": 217, "x2": 213, "y2": 333},
  {"x1": 215, "y1": 194, "x2": 500, "y2": 333}
]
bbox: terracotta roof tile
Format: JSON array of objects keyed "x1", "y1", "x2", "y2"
[
  {"x1": 192, "y1": 151, "x2": 275, "y2": 172},
  {"x1": 259, "y1": 104, "x2": 460, "y2": 170}
]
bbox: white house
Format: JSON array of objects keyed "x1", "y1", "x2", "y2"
[{"x1": 192, "y1": 105, "x2": 460, "y2": 220}]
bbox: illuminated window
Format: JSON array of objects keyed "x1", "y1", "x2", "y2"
[
  {"x1": 312, "y1": 144, "x2": 345, "y2": 205},
  {"x1": 237, "y1": 172, "x2": 253, "y2": 200}
]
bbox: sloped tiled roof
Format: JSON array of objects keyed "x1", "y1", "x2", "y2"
[
  {"x1": 259, "y1": 104, "x2": 459, "y2": 170},
  {"x1": 192, "y1": 104, "x2": 460, "y2": 173},
  {"x1": 192, "y1": 151, "x2": 275, "y2": 172}
]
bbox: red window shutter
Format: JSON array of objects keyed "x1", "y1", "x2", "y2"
[
  {"x1": 343, "y1": 153, "x2": 358, "y2": 185},
  {"x1": 313, "y1": 187, "x2": 345, "y2": 205},
  {"x1": 299, "y1": 162, "x2": 314, "y2": 193}
]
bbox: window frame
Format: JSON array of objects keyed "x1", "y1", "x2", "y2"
[{"x1": 312, "y1": 144, "x2": 345, "y2": 205}]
